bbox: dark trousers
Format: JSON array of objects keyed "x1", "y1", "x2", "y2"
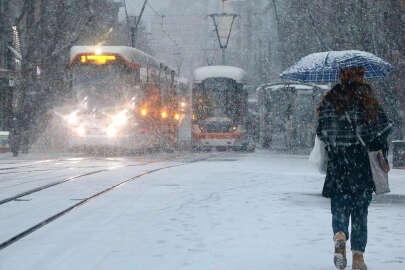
[{"x1": 331, "y1": 192, "x2": 372, "y2": 252}]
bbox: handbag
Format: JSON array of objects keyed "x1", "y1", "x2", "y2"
[
  {"x1": 309, "y1": 135, "x2": 328, "y2": 174},
  {"x1": 345, "y1": 112, "x2": 390, "y2": 194}
]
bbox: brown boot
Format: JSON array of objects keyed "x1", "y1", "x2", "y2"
[
  {"x1": 333, "y1": 232, "x2": 347, "y2": 269},
  {"x1": 352, "y1": 251, "x2": 367, "y2": 270}
]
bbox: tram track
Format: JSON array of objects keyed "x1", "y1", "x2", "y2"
[
  {"x1": 0, "y1": 168, "x2": 76, "y2": 175},
  {"x1": 0, "y1": 170, "x2": 106, "y2": 206},
  {"x1": 0, "y1": 161, "x2": 164, "y2": 206},
  {"x1": 0, "y1": 152, "x2": 221, "y2": 251},
  {"x1": 0, "y1": 157, "x2": 91, "y2": 169},
  {"x1": 0, "y1": 153, "x2": 222, "y2": 251},
  {"x1": 0, "y1": 152, "x2": 220, "y2": 206},
  {"x1": 0, "y1": 163, "x2": 185, "y2": 250},
  {"x1": 0, "y1": 165, "x2": 36, "y2": 171}
]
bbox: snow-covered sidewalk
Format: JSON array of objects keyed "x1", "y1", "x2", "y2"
[{"x1": 0, "y1": 151, "x2": 404, "y2": 269}]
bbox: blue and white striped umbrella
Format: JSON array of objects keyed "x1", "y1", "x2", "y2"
[{"x1": 280, "y1": 50, "x2": 393, "y2": 83}]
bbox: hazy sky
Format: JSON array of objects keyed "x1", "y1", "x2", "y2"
[
  {"x1": 123, "y1": 0, "x2": 221, "y2": 23},
  {"x1": 125, "y1": 0, "x2": 168, "y2": 21},
  {"x1": 120, "y1": 0, "x2": 224, "y2": 77}
]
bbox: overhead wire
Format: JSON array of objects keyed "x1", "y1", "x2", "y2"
[
  {"x1": 122, "y1": 0, "x2": 132, "y2": 46},
  {"x1": 146, "y1": 0, "x2": 162, "y2": 16},
  {"x1": 146, "y1": 0, "x2": 182, "y2": 51},
  {"x1": 145, "y1": 0, "x2": 216, "y2": 74}
]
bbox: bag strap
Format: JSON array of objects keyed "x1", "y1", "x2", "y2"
[{"x1": 344, "y1": 112, "x2": 367, "y2": 148}]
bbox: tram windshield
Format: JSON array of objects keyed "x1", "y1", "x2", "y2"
[
  {"x1": 72, "y1": 62, "x2": 139, "y2": 108},
  {"x1": 193, "y1": 78, "x2": 245, "y2": 123}
]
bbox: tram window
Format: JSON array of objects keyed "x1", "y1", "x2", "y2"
[
  {"x1": 193, "y1": 78, "x2": 245, "y2": 123},
  {"x1": 73, "y1": 63, "x2": 121, "y2": 87},
  {"x1": 121, "y1": 65, "x2": 139, "y2": 85},
  {"x1": 72, "y1": 61, "x2": 142, "y2": 107},
  {"x1": 193, "y1": 85, "x2": 213, "y2": 120}
]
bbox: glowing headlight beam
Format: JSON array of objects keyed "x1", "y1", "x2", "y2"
[
  {"x1": 140, "y1": 108, "x2": 147, "y2": 116},
  {"x1": 107, "y1": 125, "x2": 118, "y2": 137},
  {"x1": 76, "y1": 126, "x2": 86, "y2": 137},
  {"x1": 111, "y1": 109, "x2": 128, "y2": 127},
  {"x1": 66, "y1": 110, "x2": 79, "y2": 126}
]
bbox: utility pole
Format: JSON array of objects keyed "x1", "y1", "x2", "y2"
[
  {"x1": 130, "y1": 16, "x2": 137, "y2": 47},
  {"x1": 125, "y1": 0, "x2": 148, "y2": 48},
  {"x1": 123, "y1": 0, "x2": 131, "y2": 46}
]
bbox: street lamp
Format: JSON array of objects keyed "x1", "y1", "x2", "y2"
[{"x1": 209, "y1": 12, "x2": 238, "y2": 65}]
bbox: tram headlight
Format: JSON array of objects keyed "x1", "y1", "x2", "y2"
[
  {"x1": 111, "y1": 109, "x2": 128, "y2": 127},
  {"x1": 174, "y1": 113, "x2": 180, "y2": 121},
  {"x1": 75, "y1": 126, "x2": 86, "y2": 137},
  {"x1": 180, "y1": 102, "x2": 187, "y2": 112},
  {"x1": 107, "y1": 125, "x2": 118, "y2": 137},
  {"x1": 66, "y1": 111, "x2": 79, "y2": 126},
  {"x1": 161, "y1": 111, "x2": 168, "y2": 119},
  {"x1": 231, "y1": 125, "x2": 238, "y2": 132}
]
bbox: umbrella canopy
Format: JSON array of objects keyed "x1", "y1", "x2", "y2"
[{"x1": 280, "y1": 50, "x2": 393, "y2": 83}]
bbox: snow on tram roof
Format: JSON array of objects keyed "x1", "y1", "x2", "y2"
[
  {"x1": 259, "y1": 82, "x2": 330, "y2": 92},
  {"x1": 193, "y1": 66, "x2": 247, "y2": 83},
  {"x1": 70, "y1": 46, "x2": 161, "y2": 69},
  {"x1": 175, "y1": 77, "x2": 189, "y2": 85}
]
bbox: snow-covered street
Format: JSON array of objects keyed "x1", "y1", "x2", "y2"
[
  {"x1": 0, "y1": 0, "x2": 403, "y2": 269},
  {"x1": 0, "y1": 151, "x2": 404, "y2": 270}
]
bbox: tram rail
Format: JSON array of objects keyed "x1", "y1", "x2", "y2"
[
  {"x1": 0, "y1": 153, "x2": 222, "y2": 250},
  {"x1": 0, "y1": 161, "x2": 163, "y2": 206},
  {"x1": 0, "y1": 163, "x2": 183, "y2": 250}
]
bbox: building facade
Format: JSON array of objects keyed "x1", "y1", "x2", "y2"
[{"x1": 0, "y1": 0, "x2": 23, "y2": 130}]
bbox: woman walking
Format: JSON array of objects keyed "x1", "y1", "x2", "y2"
[{"x1": 316, "y1": 66, "x2": 392, "y2": 270}]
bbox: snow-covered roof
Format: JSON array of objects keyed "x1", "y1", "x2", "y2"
[
  {"x1": 266, "y1": 84, "x2": 314, "y2": 91},
  {"x1": 316, "y1": 84, "x2": 330, "y2": 90},
  {"x1": 70, "y1": 46, "x2": 162, "y2": 70},
  {"x1": 257, "y1": 82, "x2": 329, "y2": 93},
  {"x1": 175, "y1": 77, "x2": 189, "y2": 85},
  {"x1": 193, "y1": 66, "x2": 247, "y2": 83}
]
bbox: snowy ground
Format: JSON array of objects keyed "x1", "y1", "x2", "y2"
[{"x1": 0, "y1": 150, "x2": 404, "y2": 270}]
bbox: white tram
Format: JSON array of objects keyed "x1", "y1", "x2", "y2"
[
  {"x1": 59, "y1": 46, "x2": 183, "y2": 152},
  {"x1": 191, "y1": 66, "x2": 254, "y2": 151}
]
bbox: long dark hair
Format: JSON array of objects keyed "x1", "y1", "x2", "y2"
[{"x1": 318, "y1": 67, "x2": 381, "y2": 121}]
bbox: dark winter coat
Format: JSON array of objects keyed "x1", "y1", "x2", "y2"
[{"x1": 317, "y1": 83, "x2": 392, "y2": 198}]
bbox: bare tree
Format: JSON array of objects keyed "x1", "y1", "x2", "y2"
[{"x1": 273, "y1": 0, "x2": 404, "y2": 137}]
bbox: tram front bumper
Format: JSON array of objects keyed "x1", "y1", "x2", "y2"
[
  {"x1": 193, "y1": 132, "x2": 247, "y2": 147},
  {"x1": 70, "y1": 135, "x2": 130, "y2": 146},
  {"x1": 69, "y1": 132, "x2": 155, "y2": 149}
]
